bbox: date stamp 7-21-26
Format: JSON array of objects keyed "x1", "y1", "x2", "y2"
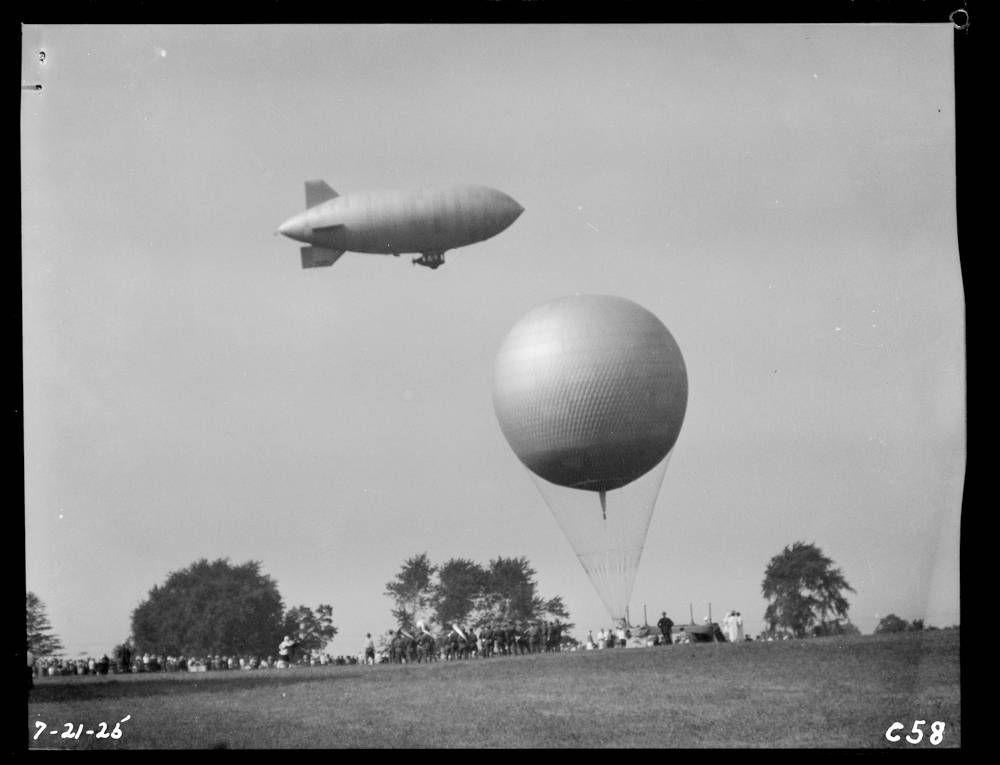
[{"x1": 31, "y1": 715, "x2": 131, "y2": 744}]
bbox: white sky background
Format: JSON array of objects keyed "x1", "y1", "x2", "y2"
[{"x1": 21, "y1": 24, "x2": 963, "y2": 657}]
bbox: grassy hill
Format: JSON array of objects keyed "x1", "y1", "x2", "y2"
[{"x1": 26, "y1": 629, "x2": 960, "y2": 749}]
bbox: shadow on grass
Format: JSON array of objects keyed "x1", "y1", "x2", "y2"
[{"x1": 28, "y1": 667, "x2": 369, "y2": 702}]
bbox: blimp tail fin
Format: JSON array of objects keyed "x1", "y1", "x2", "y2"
[
  {"x1": 301, "y1": 246, "x2": 345, "y2": 269},
  {"x1": 305, "y1": 180, "x2": 338, "y2": 209}
]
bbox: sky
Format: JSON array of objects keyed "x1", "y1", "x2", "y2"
[{"x1": 21, "y1": 24, "x2": 963, "y2": 657}]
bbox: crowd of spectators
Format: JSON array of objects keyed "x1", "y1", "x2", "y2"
[
  {"x1": 29, "y1": 614, "x2": 799, "y2": 681},
  {"x1": 581, "y1": 623, "x2": 664, "y2": 649},
  {"x1": 373, "y1": 616, "x2": 737, "y2": 663},
  {"x1": 32, "y1": 655, "x2": 115, "y2": 677},
  {"x1": 29, "y1": 649, "x2": 359, "y2": 679},
  {"x1": 374, "y1": 620, "x2": 572, "y2": 664}
]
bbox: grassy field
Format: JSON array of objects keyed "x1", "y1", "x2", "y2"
[{"x1": 25, "y1": 630, "x2": 960, "y2": 749}]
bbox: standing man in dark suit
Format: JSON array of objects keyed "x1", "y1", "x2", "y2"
[
  {"x1": 120, "y1": 641, "x2": 133, "y2": 673},
  {"x1": 657, "y1": 612, "x2": 674, "y2": 645}
]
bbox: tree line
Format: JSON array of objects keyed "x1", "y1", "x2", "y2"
[
  {"x1": 129, "y1": 558, "x2": 336, "y2": 658},
  {"x1": 385, "y1": 553, "x2": 571, "y2": 633},
  {"x1": 26, "y1": 541, "x2": 947, "y2": 663}
]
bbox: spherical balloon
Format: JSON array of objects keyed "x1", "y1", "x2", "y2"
[{"x1": 493, "y1": 295, "x2": 687, "y2": 493}]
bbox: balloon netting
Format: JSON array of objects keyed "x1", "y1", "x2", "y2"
[{"x1": 530, "y1": 453, "x2": 672, "y2": 622}]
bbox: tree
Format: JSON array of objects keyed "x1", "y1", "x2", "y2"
[
  {"x1": 388, "y1": 553, "x2": 573, "y2": 632},
  {"x1": 484, "y1": 556, "x2": 538, "y2": 621},
  {"x1": 26, "y1": 592, "x2": 63, "y2": 657},
  {"x1": 761, "y1": 542, "x2": 855, "y2": 638},
  {"x1": 283, "y1": 604, "x2": 338, "y2": 655},
  {"x1": 874, "y1": 614, "x2": 909, "y2": 634},
  {"x1": 432, "y1": 558, "x2": 489, "y2": 628},
  {"x1": 384, "y1": 553, "x2": 436, "y2": 632},
  {"x1": 907, "y1": 618, "x2": 925, "y2": 632},
  {"x1": 473, "y1": 557, "x2": 571, "y2": 629},
  {"x1": 132, "y1": 558, "x2": 285, "y2": 656},
  {"x1": 541, "y1": 596, "x2": 571, "y2": 622}
]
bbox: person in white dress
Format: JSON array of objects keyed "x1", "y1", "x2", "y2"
[{"x1": 723, "y1": 611, "x2": 737, "y2": 642}]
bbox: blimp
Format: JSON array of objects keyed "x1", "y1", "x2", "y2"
[{"x1": 277, "y1": 181, "x2": 524, "y2": 270}]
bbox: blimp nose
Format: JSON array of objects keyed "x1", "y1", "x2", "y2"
[
  {"x1": 277, "y1": 213, "x2": 308, "y2": 242},
  {"x1": 502, "y1": 195, "x2": 525, "y2": 226}
]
